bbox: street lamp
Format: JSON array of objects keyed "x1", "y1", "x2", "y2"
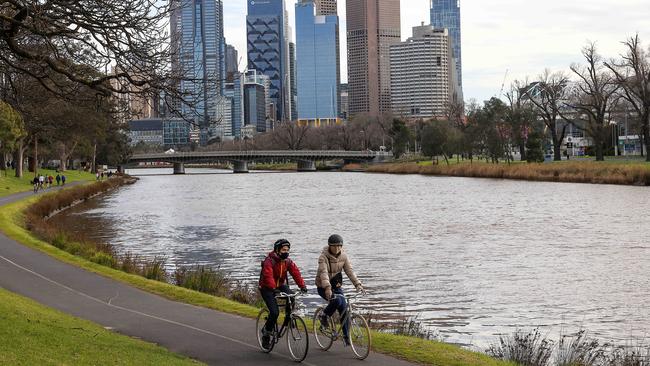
[{"x1": 609, "y1": 120, "x2": 618, "y2": 157}]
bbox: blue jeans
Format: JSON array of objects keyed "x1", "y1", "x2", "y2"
[{"x1": 318, "y1": 287, "x2": 349, "y2": 338}]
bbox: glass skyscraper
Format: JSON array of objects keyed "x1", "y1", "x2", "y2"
[
  {"x1": 171, "y1": 0, "x2": 226, "y2": 144},
  {"x1": 295, "y1": 1, "x2": 340, "y2": 122},
  {"x1": 247, "y1": 0, "x2": 291, "y2": 122},
  {"x1": 430, "y1": 0, "x2": 461, "y2": 90}
]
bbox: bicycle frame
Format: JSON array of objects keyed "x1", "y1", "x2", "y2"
[
  {"x1": 327, "y1": 292, "x2": 362, "y2": 339},
  {"x1": 270, "y1": 292, "x2": 304, "y2": 342}
]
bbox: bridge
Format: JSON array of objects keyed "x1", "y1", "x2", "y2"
[{"x1": 125, "y1": 150, "x2": 392, "y2": 173}]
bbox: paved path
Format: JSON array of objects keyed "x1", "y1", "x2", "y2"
[{"x1": 0, "y1": 189, "x2": 416, "y2": 365}]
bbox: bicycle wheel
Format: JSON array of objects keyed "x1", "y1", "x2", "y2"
[
  {"x1": 312, "y1": 306, "x2": 334, "y2": 351},
  {"x1": 256, "y1": 308, "x2": 274, "y2": 353},
  {"x1": 349, "y1": 313, "x2": 371, "y2": 360},
  {"x1": 286, "y1": 315, "x2": 309, "y2": 362}
]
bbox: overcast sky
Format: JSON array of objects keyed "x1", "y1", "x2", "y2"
[{"x1": 223, "y1": 0, "x2": 650, "y2": 103}]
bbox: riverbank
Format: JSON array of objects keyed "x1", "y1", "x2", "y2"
[
  {"x1": 0, "y1": 287, "x2": 200, "y2": 365},
  {"x1": 363, "y1": 161, "x2": 650, "y2": 186},
  {"x1": 0, "y1": 169, "x2": 95, "y2": 197},
  {"x1": 0, "y1": 181, "x2": 510, "y2": 366}
]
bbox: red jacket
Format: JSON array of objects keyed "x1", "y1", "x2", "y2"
[{"x1": 259, "y1": 251, "x2": 306, "y2": 290}]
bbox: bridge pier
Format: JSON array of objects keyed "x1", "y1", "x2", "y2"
[
  {"x1": 173, "y1": 163, "x2": 185, "y2": 175},
  {"x1": 297, "y1": 160, "x2": 317, "y2": 172},
  {"x1": 233, "y1": 161, "x2": 249, "y2": 173}
]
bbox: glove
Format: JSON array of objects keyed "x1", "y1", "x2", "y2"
[
  {"x1": 300, "y1": 287, "x2": 308, "y2": 294},
  {"x1": 325, "y1": 287, "x2": 333, "y2": 300}
]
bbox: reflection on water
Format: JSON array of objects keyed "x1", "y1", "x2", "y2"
[{"x1": 51, "y1": 168, "x2": 650, "y2": 347}]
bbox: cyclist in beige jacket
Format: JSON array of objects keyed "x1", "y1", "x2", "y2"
[{"x1": 315, "y1": 234, "x2": 364, "y2": 345}]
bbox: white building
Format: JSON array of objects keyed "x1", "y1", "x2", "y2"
[{"x1": 389, "y1": 24, "x2": 460, "y2": 119}]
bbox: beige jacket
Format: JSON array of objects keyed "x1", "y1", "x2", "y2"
[{"x1": 315, "y1": 246, "x2": 361, "y2": 290}]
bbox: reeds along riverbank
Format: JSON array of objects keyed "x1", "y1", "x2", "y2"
[
  {"x1": 487, "y1": 329, "x2": 650, "y2": 366},
  {"x1": 365, "y1": 162, "x2": 650, "y2": 186},
  {"x1": 22, "y1": 177, "x2": 262, "y2": 307}
]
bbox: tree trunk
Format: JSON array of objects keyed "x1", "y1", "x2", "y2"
[
  {"x1": 553, "y1": 138, "x2": 562, "y2": 161},
  {"x1": 519, "y1": 143, "x2": 527, "y2": 161},
  {"x1": 595, "y1": 141, "x2": 605, "y2": 161},
  {"x1": 92, "y1": 142, "x2": 97, "y2": 174},
  {"x1": 30, "y1": 137, "x2": 38, "y2": 175},
  {"x1": 14, "y1": 144, "x2": 24, "y2": 178},
  {"x1": 0, "y1": 151, "x2": 6, "y2": 173}
]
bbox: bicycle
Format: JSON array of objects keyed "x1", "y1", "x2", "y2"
[
  {"x1": 312, "y1": 291, "x2": 371, "y2": 360},
  {"x1": 256, "y1": 291, "x2": 309, "y2": 362}
]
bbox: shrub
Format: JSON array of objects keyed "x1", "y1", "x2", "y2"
[
  {"x1": 487, "y1": 328, "x2": 554, "y2": 366},
  {"x1": 90, "y1": 252, "x2": 118, "y2": 268}
]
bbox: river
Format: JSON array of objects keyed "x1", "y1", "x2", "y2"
[{"x1": 51, "y1": 168, "x2": 650, "y2": 347}]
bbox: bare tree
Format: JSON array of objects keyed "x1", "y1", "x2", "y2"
[
  {"x1": 0, "y1": 0, "x2": 180, "y2": 104},
  {"x1": 524, "y1": 70, "x2": 571, "y2": 161},
  {"x1": 566, "y1": 43, "x2": 621, "y2": 161},
  {"x1": 605, "y1": 34, "x2": 650, "y2": 160},
  {"x1": 505, "y1": 80, "x2": 537, "y2": 161},
  {"x1": 271, "y1": 122, "x2": 311, "y2": 150}
]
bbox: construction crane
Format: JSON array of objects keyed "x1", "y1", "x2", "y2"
[{"x1": 497, "y1": 68, "x2": 509, "y2": 98}]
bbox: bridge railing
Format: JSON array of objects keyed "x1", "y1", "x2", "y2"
[{"x1": 129, "y1": 150, "x2": 385, "y2": 161}]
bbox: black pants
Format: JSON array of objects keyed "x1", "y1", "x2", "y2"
[{"x1": 260, "y1": 285, "x2": 293, "y2": 332}]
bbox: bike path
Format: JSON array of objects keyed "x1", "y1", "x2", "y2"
[{"x1": 0, "y1": 190, "x2": 416, "y2": 365}]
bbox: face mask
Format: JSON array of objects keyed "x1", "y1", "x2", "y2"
[{"x1": 279, "y1": 252, "x2": 289, "y2": 260}]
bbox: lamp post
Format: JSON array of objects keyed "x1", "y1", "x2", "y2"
[{"x1": 610, "y1": 120, "x2": 618, "y2": 157}]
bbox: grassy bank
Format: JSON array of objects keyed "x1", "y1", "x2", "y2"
[
  {"x1": 0, "y1": 169, "x2": 95, "y2": 197},
  {"x1": 0, "y1": 183, "x2": 511, "y2": 366},
  {"x1": 365, "y1": 161, "x2": 650, "y2": 186},
  {"x1": 0, "y1": 287, "x2": 200, "y2": 365}
]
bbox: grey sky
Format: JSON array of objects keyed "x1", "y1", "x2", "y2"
[{"x1": 224, "y1": 0, "x2": 650, "y2": 103}]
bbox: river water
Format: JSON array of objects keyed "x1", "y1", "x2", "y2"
[{"x1": 51, "y1": 168, "x2": 650, "y2": 347}]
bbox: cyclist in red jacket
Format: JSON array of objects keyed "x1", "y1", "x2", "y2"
[{"x1": 258, "y1": 239, "x2": 308, "y2": 349}]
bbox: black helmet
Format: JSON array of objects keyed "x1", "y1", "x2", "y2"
[
  {"x1": 274, "y1": 239, "x2": 291, "y2": 251},
  {"x1": 328, "y1": 234, "x2": 343, "y2": 246}
]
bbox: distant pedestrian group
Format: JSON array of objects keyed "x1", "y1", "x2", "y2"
[{"x1": 33, "y1": 173, "x2": 66, "y2": 193}]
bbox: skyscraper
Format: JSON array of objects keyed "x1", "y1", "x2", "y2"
[
  {"x1": 430, "y1": 0, "x2": 461, "y2": 90},
  {"x1": 390, "y1": 25, "x2": 460, "y2": 119},
  {"x1": 170, "y1": 0, "x2": 226, "y2": 145},
  {"x1": 315, "y1": 0, "x2": 338, "y2": 15},
  {"x1": 289, "y1": 41, "x2": 298, "y2": 122},
  {"x1": 296, "y1": 0, "x2": 340, "y2": 126},
  {"x1": 225, "y1": 44, "x2": 239, "y2": 83},
  {"x1": 346, "y1": 0, "x2": 400, "y2": 118},
  {"x1": 247, "y1": 0, "x2": 291, "y2": 122}
]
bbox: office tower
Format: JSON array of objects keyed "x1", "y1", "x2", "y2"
[
  {"x1": 296, "y1": 0, "x2": 340, "y2": 127},
  {"x1": 315, "y1": 0, "x2": 338, "y2": 15},
  {"x1": 430, "y1": 0, "x2": 461, "y2": 90},
  {"x1": 225, "y1": 44, "x2": 239, "y2": 83},
  {"x1": 289, "y1": 41, "x2": 298, "y2": 122},
  {"x1": 390, "y1": 25, "x2": 460, "y2": 119},
  {"x1": 170, "y1": 0, "x2": 226, "y2": 145},
  {"x1": 346, "y1": 0, "x2": 400, "y2": 117},
  {"x1": 247, "y1": 0, "x2": 291, "y2": 122}
]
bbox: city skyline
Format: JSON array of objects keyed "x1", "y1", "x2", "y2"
[{"x1": 224, "y1": 0, "x2": 650, "y2": 104}]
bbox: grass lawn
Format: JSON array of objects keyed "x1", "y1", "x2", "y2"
[
  {"x1": 0, "y1": 169, "x2": 95, "y2": 198},
  {"x1": 0, "y1": 287, "x2": 201, "y2": 365},
  {"x1": 0, "y1": 189, "x2": 512, "y2": 366}
]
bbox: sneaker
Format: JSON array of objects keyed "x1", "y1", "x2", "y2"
[
  {"x1": 319, "y1": 314, "x2": 329, "y2": 330},
  {"x1": 343, "y1": 335, "x2": 351, "y2": 347},
  {"x1": 261, "y1": 330, "x2": 271, "y2": 349}
]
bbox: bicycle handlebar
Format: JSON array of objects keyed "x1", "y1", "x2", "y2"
[
  {"x1": 274, "y1": 292, "x2": 304, "y2": 299},
  {"x1": 329, "y1": 290, "x2": 367, "y2": 301}
]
